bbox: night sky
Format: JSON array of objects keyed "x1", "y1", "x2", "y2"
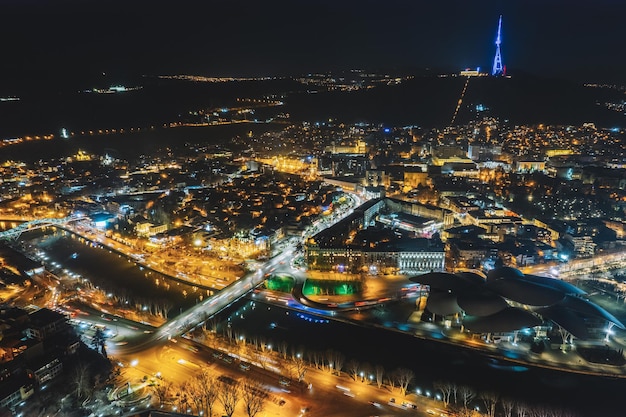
[{"x1": 1, "y1": 0, "x2": 625, "y2": 86}]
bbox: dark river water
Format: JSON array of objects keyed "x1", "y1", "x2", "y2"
[
  {"x1": 215, "y1": 298, "x2": 624, "y2": 417},
  {"x1": 22, "y1": 229, "x2": 203, "y2": 315},
  {"x1": 15, "y1": 230, "x2": 626, "y2": 416}
]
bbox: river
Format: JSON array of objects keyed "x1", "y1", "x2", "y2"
[{"x1": 16, "y1": 230, "x2": 626, "y2": 416}]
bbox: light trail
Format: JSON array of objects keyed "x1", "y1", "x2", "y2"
[{"x1": 450, "y1": 76, "x2": 471, "y2": 126}]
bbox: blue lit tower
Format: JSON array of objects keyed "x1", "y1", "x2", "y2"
[{"x1": 491, "y1": 15, "x2": 504, "y2": 76}]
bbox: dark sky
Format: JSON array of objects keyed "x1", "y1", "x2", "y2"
[{"x1": 2, "y1": 0, "x2": 626, "y2": 84}]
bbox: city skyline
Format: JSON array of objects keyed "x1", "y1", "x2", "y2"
[
  {"x1": 0, "y1": 2, "x2": 625, "y2": 416},
  {"x1": 1, "y1": 0, "x2": 626, "y2": 88}
]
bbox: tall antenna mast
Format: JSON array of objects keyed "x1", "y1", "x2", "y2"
[{"x1": 492, "y1": 15, "x2": 504, "y2": 76}]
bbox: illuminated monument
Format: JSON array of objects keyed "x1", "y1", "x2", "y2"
[{"x1": 491, "y1": 15, "x2": 504, "y2": 76}]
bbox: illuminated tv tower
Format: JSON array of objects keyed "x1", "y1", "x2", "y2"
[{"x1": 491, "y1": 15, "x2": 504, "y2": 76}]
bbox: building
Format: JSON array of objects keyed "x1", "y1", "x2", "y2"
[
  {"x1": 24, "y1": 309, "x2": 68, "y2": 341},
  {"x1": 0, "y1": 375, "x2": 33, "y2": 410},
  {"x1": 136, "y1": 222, "x2": 168, "y2": 237},
  {"x1": 27, "y1": 355, "x2": 63, "y2": 384},
  {"x1": 305, "y1": 198, "x2": 445, "y2": 274}
]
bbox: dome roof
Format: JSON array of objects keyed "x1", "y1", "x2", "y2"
[
  {"x1": 486, "y1": 278, "x2": 565, "y2": 306},
  {"x1": 486, "y1": 266, "x2": 524, "y2": 281},
  {"x1": 419, "y1": 267, "x2": 623, "y2": 339},
  {"x1": 456, "y1": 271, "x2": 487, "y2": 286},
  {"x1": 559, "y1": 295, "x2": 625, "y2": 329},
  {"x1": 426, "y1": 291, "x2": 462, "y2": 316},
  {"x1": 410, "y1": 272, "x2": 475, "y2": 291},
  {"x1": 535, "y1": 305, "x2": 589, "y2": 340},
  {"x1": 523, "y1": 274, "x2": 586, "y2": 296},
  {"x1": 463, "y1": 307, "x2": 542, "y2": 333},
  {"x1": 457, "y1": 290, "x2": 509, "y2": 317}
]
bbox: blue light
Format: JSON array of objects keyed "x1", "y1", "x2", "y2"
[{"x1": 383, "y1": 128, "x2": 391, "y2": 133}]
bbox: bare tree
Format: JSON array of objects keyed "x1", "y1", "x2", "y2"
[
  {"x1": 331, "y1": 350, "x2": 345, "y2": 375},
  {"x1": 188, "y1": 377, "x2": 204, "y2": 415},
  {"x1": 515, "y1": 402, "x2": 530, "y2": 417},
  {"x1": 374, "y1": 365, "x2": 385, "y2": 389},
  {"x1": 459, "y1": 386, "x2": 476, "y2": 417},
  {"x1": 175, "y1": 381, "x2": 192, "y2": 412},
  {"x1": 153, "y1": 379, "x2": 172, "y2": 406},
  {"x1": 394, "y1": 368, "x2": 414, "y2": 396},
  {"x1": 386, "y1": 369, "x2": 397, "y2": 391},
  {"x1": 434, "y1": 380, "x2": 454, "y2": 408},
  {"x1": 225, "y1": 324, "x2": 234, "y2": 343},
  {"x1": 501, "y1": 397, "x2": 515, "y2": 417},
  {"x1": 196, "y1": 369, "x2": 220, "y2": 417},
  {"x1": 346, "y1": 359, "x2": 360, "y2": 381},
  {"x1": 451, "y1": 383, "x2": 458, "y2": 406},
  {"x1": 527, "y1": 405, "x2": 548, "y2": 417},
  {"x1": 292, "y1": 354, "x2": 307, "y2": 382},
  {"x1": 323, "y1": 349, "x2": 333, "y2": 371},
  {"x1": 278, "y1": 341, "x2": 288, "y2": 359},
  {"x1": 480, "y1": 391, "x2": 499, "y2": 417},
  {"x1": 72, "y1": 362, "x2": 91, "y2": 400},
  {"x1": 360, "y1": 362, "x2": 372, "y2": 383},
  {"x1": 219, "y1": 380, "x2": 240, "y2": 417},
  {"x1": 306, "y1": 350, "x2": 316, "y2": 368},
  {"x1": 241, "y1": 380, "x2": 266, "y2": 417}
]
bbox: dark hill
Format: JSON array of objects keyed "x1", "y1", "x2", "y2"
[
  {"x1": 285, "y1": 73, "x2": 625, "y2": 128},
  {"x1": 1, "y1": 72, "x2": 623, "y2": 140}
]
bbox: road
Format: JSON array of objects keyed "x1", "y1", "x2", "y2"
[{"x1": 112, "y1": 246, "x2": 297, "y2": 355}]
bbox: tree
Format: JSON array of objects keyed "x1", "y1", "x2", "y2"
[
  {"x1": 346, "y1": 359, "x2": 360, "y2": 381},
  {"x1": 480, "y1": 391, "x2": 499, "y2": 417},
  {"x1": 515, "y1": 402, "x2": 530, "y2": 417},
  {"x1": 187, "y1": 378, "x2": 204, "y2": 415},
  {"x1": 195, "y1": 369, "x2": 220, "y2": 417},
  {"x1": 72, "y1": 362, "x2": 91, "y2": 400},
  {"x1": 434, "y1": 380, "x2": 454, "y2": 408},
  {"x1": 459, "y1": 386, "x2": 476, "y2": 417},
  {"x1": 153, "y1": 379, "x2": 172, "y2": 406},
  {"x1": 241, "y1": 380, "x2": 266, "y2": 417},
  {"x1": 219, "y1": 380, "x2": 240, "y2": 417},
  {"x1": 394, "y1": 368, "x2": 414, "y2": 396},
  {"x1": 175, "y1": 381, "x2": 192, "y2": 412},
  {"x1": 501, "y1": 397, "x2": 515, "y2": 417},
  {"x1": 92, "y1": 328, "x2": 106, "y2": 356},
  {"x1": 291, "y1": 353, "x2": 307, "y2": 382},
  {"x1": 278, "y1": 341, "x2": 288, "y2": 359},
  {"x1": 312, "y1": 350, "x2": 322, "y2": 369},
  {"x1": 386, "y1": 369, "x2": 397, "y2": 391},
  {"x1": 328, "y1": 350, "x2": 345, "y2": 375},
  {"x1": 360, "y1": 362, "x2": 372, "y2": 383},
  {"x1": 374, "y1": 365, "x2": 385, "y2": 389}
]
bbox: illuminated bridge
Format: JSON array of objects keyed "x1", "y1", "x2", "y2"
[{"x1": 0, "y1": 216, "x2": 81, "y2": 240}]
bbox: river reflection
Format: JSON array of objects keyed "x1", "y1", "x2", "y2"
[
  {"x1": 215, "y1": 298, "x2": 624, "y2": 416},
  {"x1": 12, "y1": 228, "x2": 626, "y2": 416},
  {"x1": 24, "y1": 230, "x2": 204, "y2": 315}
]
